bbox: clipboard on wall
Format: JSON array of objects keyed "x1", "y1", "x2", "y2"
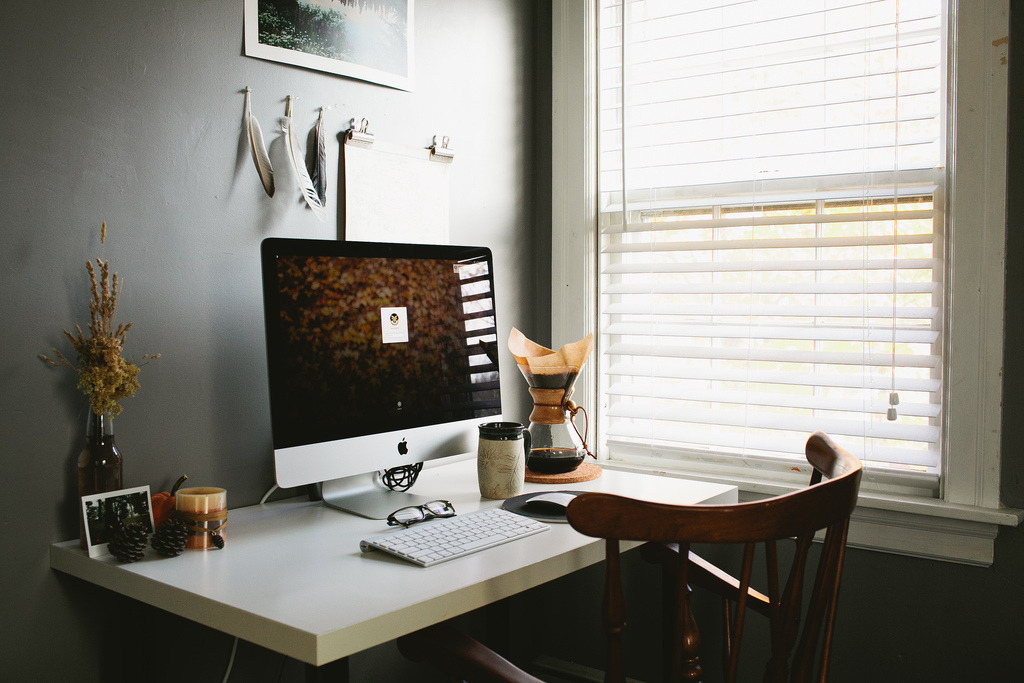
[{"x1": 342, "y1": 118, "x2": 454, "y2": 244}]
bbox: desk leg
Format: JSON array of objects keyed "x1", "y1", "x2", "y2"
[
  {"x1": 305, "y1": 657, "x2": 349, "y2": 682},
  {"x1": 485, "y1": 597, "x2": 512, "y2": 654}
]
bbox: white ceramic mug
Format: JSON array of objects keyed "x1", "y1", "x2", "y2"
[{"x1": 477, "y1": 422, "x2": 531, "y2": 500}]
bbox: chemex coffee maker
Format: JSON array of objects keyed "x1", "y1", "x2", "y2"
[{"x1": 508, "y1": 328, "x2": 594, "y2": 475}]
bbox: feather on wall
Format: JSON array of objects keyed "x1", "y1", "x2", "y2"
[
  {"x1": 284, "y1": 96, "x2": 327, "y2": 222},
  {"x1": 245, "y1": 87, "x2": 275, "y2": 197},
  {"x1": 308, "y1": 107, "x2": 328, "y2": 208}
]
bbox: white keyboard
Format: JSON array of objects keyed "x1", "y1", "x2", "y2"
[{"x1": 359, "y1": 508, "x2": 550, "y2": 567}]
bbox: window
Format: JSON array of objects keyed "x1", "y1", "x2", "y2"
[
  {"x1": 599, "y1": 0, "x2": 944, "y2": 483},
  {"x1": 551, "y1": 0, "x2": 1018, "y2": 565}
]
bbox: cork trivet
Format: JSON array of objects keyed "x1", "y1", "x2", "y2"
[{"x1": 525, "y1": 461, "x2": 602, "y2": 484}]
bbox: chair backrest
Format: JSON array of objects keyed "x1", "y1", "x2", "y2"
[{"x1": 566, "y1": 431, "x2": 862, "y2": 683}]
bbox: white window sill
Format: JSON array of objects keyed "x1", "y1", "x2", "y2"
[{"x1": 598, "y1": 460, "x2": 1023, "y2": 567}]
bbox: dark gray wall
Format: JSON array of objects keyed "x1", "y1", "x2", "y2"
[{"x1": 0, "y1": 0, "x2": 546, "y2": 680}]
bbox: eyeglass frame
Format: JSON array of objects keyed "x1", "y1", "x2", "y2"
[{"x1": 386, "y1": 499, "x2": 457, "y2": 527}]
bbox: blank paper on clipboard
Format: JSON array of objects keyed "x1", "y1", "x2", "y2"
[{"x1": 343, "y1": 136, "x2": 451, "y2": 244}]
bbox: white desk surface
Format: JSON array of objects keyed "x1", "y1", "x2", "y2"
[{"x1": 50, "y1": 458, "x2": 737, "y2": 666}]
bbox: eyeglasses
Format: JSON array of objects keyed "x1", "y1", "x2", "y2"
[{"x1": 386, "y1": 500, "x2": 456, "y2": 527}]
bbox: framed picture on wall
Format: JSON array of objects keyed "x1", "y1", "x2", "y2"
[
  {"x1": 244, "y1": 0, "x2": 414, "y2": 91},
  {"x1": 81, "y1": 485, "x2": 154, "y2": 558}
]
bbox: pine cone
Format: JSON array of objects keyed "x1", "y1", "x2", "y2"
[
  {"x1": 151, "y1": 517, "x2": 189, "y2": 557},
  {"x1": 210, "y1": 532, "x2": 225, "y2": 549},
  {"x1": 108, "y1": 521, "x2": 149, "y2": 562}
]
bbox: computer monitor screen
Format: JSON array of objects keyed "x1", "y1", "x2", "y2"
[{"x1": 260, "y1": 238, "x2": 501, "y2": 517}]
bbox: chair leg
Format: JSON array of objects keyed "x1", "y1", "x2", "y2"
[
  {"x1": 663, "y1": 543, "x2": 701, "y2": 682},
  {"x1": 678, "y1": 582, "x2": 702, "y2": 682}
]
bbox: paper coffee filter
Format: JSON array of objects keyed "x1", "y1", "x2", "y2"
[
  {"x1": 507, "y1": 327, "x2": 553, "y2": 365},
  {"x1": 508, "y1": 327, "x2": 593, "y2": 374}
]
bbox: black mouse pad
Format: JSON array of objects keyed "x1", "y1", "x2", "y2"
[{"x1": 501, "y1": 490, "x2": 586, "y2": 523}]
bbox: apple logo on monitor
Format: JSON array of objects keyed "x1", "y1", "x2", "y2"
[{"x1": 398, "y1": 438, "x2": 409, "y2": 456}]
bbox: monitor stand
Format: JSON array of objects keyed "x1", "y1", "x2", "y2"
[{"x1": 319, "y1": 472, "x2": 440, "y2": 520}]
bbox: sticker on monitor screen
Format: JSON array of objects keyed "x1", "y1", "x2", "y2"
[{"x1": 381, "y1": 307, "x2": 409, "y2": 344}]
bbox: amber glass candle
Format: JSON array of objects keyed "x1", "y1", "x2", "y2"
[{"x1": 175, "y1": 487, "x2": 226, "y2": 550}]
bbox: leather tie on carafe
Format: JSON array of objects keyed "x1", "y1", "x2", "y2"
[{"x1": 566, "y1": 400, "x2": 594, "y2": 459}]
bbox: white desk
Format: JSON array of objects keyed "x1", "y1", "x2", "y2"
[{"x1": 50, "y1": 458, "x2": 736, "y2": 667}]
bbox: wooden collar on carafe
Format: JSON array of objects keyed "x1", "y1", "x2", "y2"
[{"x1": 528, "y1": 387, "x2": 573, "y2": 424}]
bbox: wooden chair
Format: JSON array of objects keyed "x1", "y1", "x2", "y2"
[
  {"x1": 596, "y1": 431, "x2": 863, "y2": 682},
  {"x1": 399, "y1": 432, "x2": 862, "y2": 683}
]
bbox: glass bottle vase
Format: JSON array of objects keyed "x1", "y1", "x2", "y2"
[{"x1": 78, "y1": 411, "x2": 123, "y2": 548}]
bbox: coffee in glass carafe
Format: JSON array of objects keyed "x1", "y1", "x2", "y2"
[{"x1": 508, "y1": 328, "x2": 594, "y2": 474}]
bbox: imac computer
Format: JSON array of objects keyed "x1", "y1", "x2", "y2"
[{"x1": 260, "y1": 238, "x2": 502, "y2": 518}]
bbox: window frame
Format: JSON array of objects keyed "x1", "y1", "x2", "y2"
[{"x1": 550, "y1": 0, "x2": 1020, "y2": 566}]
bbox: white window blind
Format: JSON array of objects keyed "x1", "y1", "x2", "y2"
[{"x1": 598, "y1": 0, "x2": 944, "y2": 471}]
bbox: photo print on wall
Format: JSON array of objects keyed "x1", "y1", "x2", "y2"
[{"x1": 244, "y1": 0, "x2": 414, "y2": 91}]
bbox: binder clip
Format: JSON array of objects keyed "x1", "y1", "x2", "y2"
[
  {"x1": 347, "y1": 117, "x2": 375, "y2": 146},
  {"x1": 430, "y1": 135, "x2": 455, "y2": 162}
]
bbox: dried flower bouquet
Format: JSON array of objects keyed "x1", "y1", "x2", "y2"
[{"x1": 41, "y1": 224, "x2": 158, "y2": 415}]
